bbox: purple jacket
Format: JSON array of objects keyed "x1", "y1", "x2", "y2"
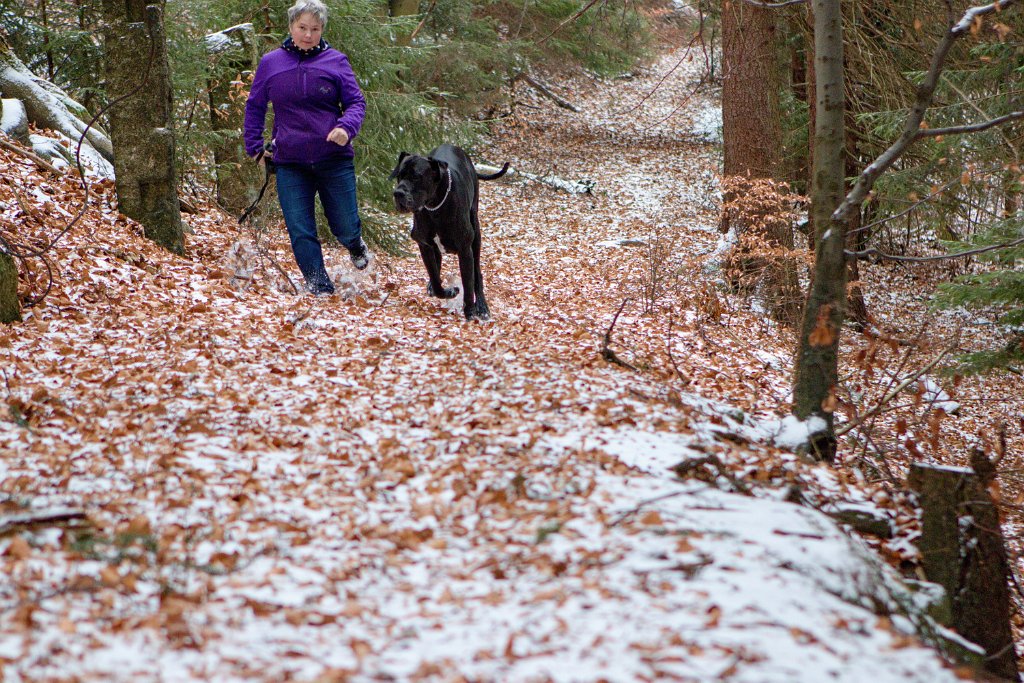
[{"x1": 243, "y1": 46, "x2": 366, "y2": 164}]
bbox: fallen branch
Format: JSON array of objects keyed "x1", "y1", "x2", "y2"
[
  {"x1": 475, "y1": 162, "x2": 593, "y2": 195},
  {"x1": 0, "y1": 508, "x2": 87, "y2": 536},
  {"x1": 671, "y1": 454, "x2": 752, "y2": 496},
  {"x1": 514, "y1": 72, "x2": 580, "y2": 112},
  {"x1": 0, "y1": 136, "x2": 61, "y2": 175},
  {"x1": 740, "y1": 0, "x2": 806, "y2": 6},
  {"x1": 601, "y1": 298, "x2": 639, "y2": 371}
]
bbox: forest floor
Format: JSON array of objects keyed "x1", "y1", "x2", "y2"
[{"x1": 1, "y1": 12, "x2": 1022, "y2": 683}]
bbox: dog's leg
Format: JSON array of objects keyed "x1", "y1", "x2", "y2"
[
  {"x1": 456, "y1": 247, "x2": 481, "y2": 320},
  {"x1": 470, "y1": 210, "x2": 489, "y2": 319},
  {"x1": 418, "y1": 242, "x2": 458, "y2": 299}
]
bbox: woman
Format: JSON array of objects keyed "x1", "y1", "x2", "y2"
[{"x1": 244, "y1": 0, "x2": 370, "y2": 295}]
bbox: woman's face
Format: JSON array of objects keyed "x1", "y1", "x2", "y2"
[{"x1": 289, "y1": 12, "x2": 323, "y2": 50}]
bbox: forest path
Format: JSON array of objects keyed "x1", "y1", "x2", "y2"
[{"x1": 0, "y1": 40, "x2": 971, "y2": 683}]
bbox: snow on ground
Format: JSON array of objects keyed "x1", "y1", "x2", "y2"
[{"x1": 0, "y1": 25, "x2": 995, "y2": 683}]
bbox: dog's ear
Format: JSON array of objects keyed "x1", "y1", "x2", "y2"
[
  {"x1": 428, "y1": 157, "x2": 449, "y2": 178},
  {"x1": 388, "y1": 151, "x2": 409, "y2": 180}
]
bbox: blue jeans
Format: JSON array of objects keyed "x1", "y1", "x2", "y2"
[{"x1": 275, "y1": 158, "x2": 363, "y2": 293}]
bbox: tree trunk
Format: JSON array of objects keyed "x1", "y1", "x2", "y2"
[
  {"x1": 908, "y1": 459, "x2": 1019, "y2": 680},
  {"x1": 721, "y1": 0, "x2": 782, "y2": 180},
  {"x1": 804, "y1": 4, "x2": 817, "y2": 248},
  {"x1": 389, "y1": 0, "x2": 420, "y2": 46},
  {"x1": 791, "y1": 0, "x2": 845, "y2": 462},
  {"x1": 0, "y1": 249, "x2": 19, "y2": 324},
  {"x1": 206, "y1": 23, "x2": 261, "y2": 215},
  {"x1": 101, "y1": 0, "x2": 184, "y2": 255},
  {"x1": 0, "y1": 35, "x2": 113, "y2": 162},
  {"x1": 720, "y1": 0, "x2": 799, "y2": 324}
]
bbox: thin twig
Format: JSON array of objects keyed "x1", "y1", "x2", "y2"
[
  {"x1": 609, "y1": 490, "x2": 688, "y2": 527},
  {"x1": 836, "y1": 347, "x2": 954, "y2": 438},
  {"x1": 601, "y1": 298, "x2": 638, "y2": 371}
]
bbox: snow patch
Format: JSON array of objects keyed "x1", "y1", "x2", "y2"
[{"x1": 766, "y1": 414, "x2": 830, "y2": 450}]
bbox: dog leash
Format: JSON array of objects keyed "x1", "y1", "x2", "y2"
[
  {"x1": 424, "y1": 168, "x2": 452, "y2": 212},
  {"x1": 238, "y1": 143, "x2": 275, "y2": 224}
]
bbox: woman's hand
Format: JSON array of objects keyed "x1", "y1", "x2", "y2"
[{"x1": 327, "y1": 127, "x2": 350, "y2": 147}]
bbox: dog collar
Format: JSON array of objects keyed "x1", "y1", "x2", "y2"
[{"x1": 424, "y1": 168, "x2": 452, "y2": 212}]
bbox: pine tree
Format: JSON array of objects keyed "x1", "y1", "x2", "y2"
[{"x1": 933, "y1": 218, "x2": 1024, "y2": 374}]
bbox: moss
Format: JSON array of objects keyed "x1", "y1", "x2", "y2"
[{"x1": 0, "y1": 250, "x2": 20, "y2": 324}]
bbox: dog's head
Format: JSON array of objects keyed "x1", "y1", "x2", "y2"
[{"x1": 389, "y1": 151, "x2": 449, "y2": 213}]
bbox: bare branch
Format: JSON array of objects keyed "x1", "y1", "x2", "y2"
[
  {"x1": 847, "y1": 235, "x2": 1024, "y2": 262},
  {"x1": 536, "y1": 0, "x2": 602, "y2": 46},
  {"x1": 917, "y1": 110, "x2": 1024, "y2": 138},
  {"x1": 739, "y1": 0, "x2": 807, "y2": 7}
]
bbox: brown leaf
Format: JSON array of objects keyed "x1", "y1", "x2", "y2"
[
  {"x1": 5, "y1": 535, "x2": 31, "y2": 560},
  {"x1": 808, "y1": 305, "x2": 836, "y2": 347}
]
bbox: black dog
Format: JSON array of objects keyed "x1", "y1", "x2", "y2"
[{"x1": 390, "y1": 144, "x2": 509, "y2": 320}]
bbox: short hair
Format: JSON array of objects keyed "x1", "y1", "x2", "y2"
[{"x1": 288, "y1": 0, "x2": 328, "y2": 28}]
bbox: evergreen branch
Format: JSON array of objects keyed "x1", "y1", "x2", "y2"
[
  {"x1": 832, "y1": 0, "x2": 1020, "y2": 226},
  {"x1": 847, "y1": 236, "x2": 1024, "y2": 262},
  {"x1": 849, "y1": 175, "x2": 962, "y2": 236},
  {"x1": 917, "y1": 110, "x2": 1024, "y2": 138}
]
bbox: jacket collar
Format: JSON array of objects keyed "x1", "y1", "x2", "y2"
[{"x1": 282, "y1": 36, "x2": 329, "y2": 58}]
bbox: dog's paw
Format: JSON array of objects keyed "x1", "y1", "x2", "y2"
[
  {"x1": 427, "y1": 282, "x2": 460, "y2": 299},
  {"x1": 464, "y1": 304, "x2": 491, "y2": 321}
]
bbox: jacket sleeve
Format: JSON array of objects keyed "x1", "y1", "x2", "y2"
[
  {"x1": 243, "y1": 57, "x2": 270, "y2": 158},
  {"x1": 334, "y1": 54, "x2": 366, "y2": 141}
]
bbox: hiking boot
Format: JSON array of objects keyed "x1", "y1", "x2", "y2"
[{"x1": 350, "y1": 240, "x2": 370, "y2": 270}]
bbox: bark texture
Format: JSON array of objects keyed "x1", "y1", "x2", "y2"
[
  {"x1": 908, "y1": 460, "x2": 1018, "y2": 680},
  {"x1": 791, "y1": 0, "x2": 845, "y2": 462},
  {"x1": 0, "y1": 249, "x2": 19, "y2": 324},
  {"x1": 101, "y1": 0, "x2": 184, "y2": 254},
  {"x1": 720, "y1": 0, "x2": 799, "y2": 324},
  {"x1": 206, "y1": 24, "x2": 260, "y2": 215},
  {"x1": 721, "y1": 0, "x2": 782, "y2": 180}
]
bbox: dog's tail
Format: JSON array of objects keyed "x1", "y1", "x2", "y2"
[{"x1": 476, "y1": 162, "x2": 510, "y2": 181}]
